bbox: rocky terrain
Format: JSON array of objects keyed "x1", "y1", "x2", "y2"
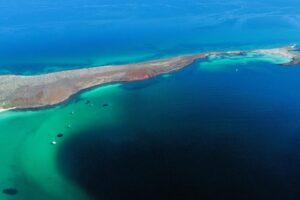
[{"x1": 0, "y1": 46, "x2": 299, "y2": 110}]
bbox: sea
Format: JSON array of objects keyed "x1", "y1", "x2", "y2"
[{"x1": 0, "y1": 0, "x2": 300, "y2": 199}]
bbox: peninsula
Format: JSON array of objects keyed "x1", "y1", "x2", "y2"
[{"x1": 0, "y1": 45, "x2": 299, "y2": 110}]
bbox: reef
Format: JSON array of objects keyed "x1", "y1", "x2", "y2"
[{"x1": 2, "y1": 188, "x2": 18, "y2": 196}]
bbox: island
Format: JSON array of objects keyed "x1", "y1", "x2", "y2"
[{"x1": 0, "y1": 45, "x2": 299, "y2": 111}]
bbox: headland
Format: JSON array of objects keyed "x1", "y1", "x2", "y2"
[{"x1": 0, "y1": 45, "x2": 299, "y2": 110}]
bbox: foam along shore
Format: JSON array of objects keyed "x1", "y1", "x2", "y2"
[
  {"x1": 0, "y1": 45, "x2": 299, "y2": 110},
  {"x1": 0, "y1": 107, "x2": 15, "y2": 113}
]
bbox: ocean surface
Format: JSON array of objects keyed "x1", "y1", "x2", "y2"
[
  {"x1": 1, "y1": 0, "x2": 300, "y2": 200},
  {"x1": 1, "y1": 0, "x2": 300, "y2": 74}
]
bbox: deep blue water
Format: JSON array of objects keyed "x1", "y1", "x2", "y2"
[
  {"x1": 58, "y1": 61, "x2": 300, "y2": 200},
  {"x1": 2, "y1": 1, "x2": 300, "y2": 199},
  {"x1": 1, "y1": 0, "x2": 300, "y2": 74}
]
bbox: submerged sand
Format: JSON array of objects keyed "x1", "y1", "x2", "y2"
[{"x1": 0, "y1": 45, "x2": 299, "y2": 110}]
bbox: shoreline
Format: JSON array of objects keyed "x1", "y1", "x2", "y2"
[
  {"x1": 0, "y1": 107, "x2": 16, "y2": 113},
  {"x1": 0, "y1": 45, "x2": 299, "y2": 111}
]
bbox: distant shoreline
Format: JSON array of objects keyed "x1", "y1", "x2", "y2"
[{"x1": 0, "y1": 45, "x2": 299, "y2": 111}]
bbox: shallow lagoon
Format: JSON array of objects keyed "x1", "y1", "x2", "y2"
[{"x1": 1, "y1": 55, "x2": 300, "y2": 199}]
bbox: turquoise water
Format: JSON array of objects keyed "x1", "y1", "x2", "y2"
[
  {"x1": 1, "y1": 0, "x2": 300, "y2": 199},
  {"x1": 61, "y1": 60, "x2": 300, "y2": 199},
  {"x1": 1, "y1": 58, "x2": 300, "y2": 199}
]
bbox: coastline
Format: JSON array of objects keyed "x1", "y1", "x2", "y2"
[
  {"x1": 0, "y1": 107, "x2": 15, "y2": 113},
  {"x1": 0, "y1": 45, "x2": 299, "y2": 111}
]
